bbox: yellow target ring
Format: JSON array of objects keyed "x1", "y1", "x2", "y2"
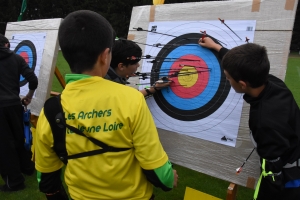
[{"x1": 178, "y1": 66, "x2": 198, "y2": 88}]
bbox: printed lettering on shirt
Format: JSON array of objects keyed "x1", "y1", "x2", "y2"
[{"x1": 64, "y1": 109, "x2": 123, "y2": 134}]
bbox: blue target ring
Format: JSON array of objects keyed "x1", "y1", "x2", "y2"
[
  {"x1": 160, "y1": 45, "x2": 221, "y2": 110},
  {"x1": 14, "y1": 40, "x2": 37, "y2": 87},
  {"x1": 151, "y1": 33, "x2": 231, "y2": 121}
]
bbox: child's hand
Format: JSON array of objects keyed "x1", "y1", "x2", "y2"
[
  {"x1": 21, "y1": 96, "x2": 32, "y2": 106},
  {"x1": 173, "y1": 169, "x2": 178, "y2": 187},
  {"x1": 198, "y1": 37, "x2": 222, "y2": 52},
  {"x1": 153, "y1": 78, "x2": 172, "y2": 90}
]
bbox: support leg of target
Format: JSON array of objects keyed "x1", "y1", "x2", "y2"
[
  {"x1": 226, "y1": 183, "x2": 237, "y2": 200},
  {"x1": 54, "y1": 66, "x2": 66, "y2": 88}
]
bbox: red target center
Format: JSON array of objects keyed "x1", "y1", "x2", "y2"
[
  {"x1": 20, "y1": 52, "x2": 29, "y2": 63},
  {"x1": 169, "y1": 55, "x2": 209, "y2": 98}
]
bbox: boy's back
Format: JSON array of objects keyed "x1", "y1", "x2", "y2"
[
  {"x1": 34, "y1": 10, "x2": 177, "y2": 200},
  {"x1": 245, "y1": 74, "x2": 300, "y2": 162},
  {"x1": 199, "y1": 37, "x2": 300, "y2": 200},
  {"x1": 36, "y1": 77, "x2": 168, "y2": 199}
]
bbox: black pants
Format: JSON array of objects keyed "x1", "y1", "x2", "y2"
[
  {"x1": 0, "y1": 104, "x2": 32, "y2": 187},
  {"x1": 257, "y1": 176, "x2": 300, "y2": 200}
]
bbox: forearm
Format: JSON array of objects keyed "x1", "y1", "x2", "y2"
[
  {"x1": 28, "y1": 78, "x2": 38, "y2": 90},
  {"x1": 21, "y1": 58, "x2": 38, "y2": 90},
  {"x1": 218, "y1": 48, "x2": 229, "y2": 60},
  {"x1": 141, "y1": 79, "x2": 171, "y2": 97},
  {"x1": 140, "y1": 86, "x2": 157, "y2": 97},
  {"x1": 142, "y1": 160, "x2": 174, "y2": 191},
  {"x1": 254, "y1": 157, "x2": 284, "y2": 200},
  {"x1": 211, "y1": 43, "x2": 222, "y2": 52},
  {"x1": 26, "y1": 90, "x2": 35, "y2": 99},
  {"x1": 37, "y1": 169, "x2": 69, "y2": 200},
  {"x1": 255, "y1": 129, "x2": 285, "y2": 187},
  {"x1": 22, "y1": 89, "x2": 36, "y2": 105},
  {"x1": 262, "y1": 156, "x2": 284, "y2": 186}
]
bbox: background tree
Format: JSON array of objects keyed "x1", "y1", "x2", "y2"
[
  {"x1": 0, "y1": 0, "x2": 21, "y2": 33},
  {"x1": 0, "y1": 0, "x2": 299, "y2": 50}
]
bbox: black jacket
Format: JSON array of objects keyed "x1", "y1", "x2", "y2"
[
  {"x1": 0, "y1": 47, "x2": 38, "y2": 107},
  {"x1": 219, "y1": 47, "x2": 300, "y2": 183},
  {"x1": 244, "y1": 75, "x2": 300, "y2": 164},
  {"x1": 104, "y1": 67, "x2": 128, "y2": 85}
]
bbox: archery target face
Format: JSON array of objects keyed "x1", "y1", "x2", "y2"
[
  {"x1": 14, "y1": 40, "x2": 37, "y2": 87},
  {"x1": 141, "y1": 20, "x2": 256, "y2": 147},
  {"x1": 10, "y1": 33, "x2": 46, "y2": 97}
]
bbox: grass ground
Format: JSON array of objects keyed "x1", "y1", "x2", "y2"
[
  {"x1": 285, "y1": 51, "x2": 300, "y2": 106},
  {"x1": 0, "y1": 52, "x2": 299, "y2": 200}
]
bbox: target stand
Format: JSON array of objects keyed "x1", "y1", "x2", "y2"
[
  {"x1": 5, "y1": 18, "x2": 62, "y2": 116},
  {"x1": 128, "y1": 0, "x2": 298, "y2": 198}
]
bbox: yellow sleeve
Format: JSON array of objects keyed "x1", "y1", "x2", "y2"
[
  {"x1": 35, "y1": 108, "x2": 64, "y2": 173},
  {"x1": 132, "y1": 96, "x2": 169, "y2": 170}
]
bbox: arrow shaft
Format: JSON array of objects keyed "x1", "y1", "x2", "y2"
[{"x1": 223, "y1": 23, "x2": 242, "y2": 40}]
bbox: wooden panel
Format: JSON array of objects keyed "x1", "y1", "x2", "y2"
[
  {"x1": 130, "y1": 1, "x2": 297, "y2": 31},
  {"x1": 5, "y1": 18, "x2": 62, "y2": 116},
  {"x1": 6, "y1": 18, "x2": 62, "y2": 31}
]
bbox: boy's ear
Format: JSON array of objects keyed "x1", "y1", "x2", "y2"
[
  {"x1": 238, "y1": 80, "x2": 247, "y2": 89},
  {"x1": 98, "y1": 48, "x2": 110, "y2": 66},
  {"x1": 117, "y1": 63, "x2": 124, "y2": 71}
]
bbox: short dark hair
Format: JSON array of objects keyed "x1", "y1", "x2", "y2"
[
  {"x1": 110, "y1": 39, "x2": 142, "y2": 69},
  {"x1": 0, "y1": 34, "x2": 9, "y2": 47},
  {"x1": 221, "y1": 43, "x2": 270, "y2": 88},
  {"x1": 58, "y1": 10, "x2": 115, "y2": 73}
]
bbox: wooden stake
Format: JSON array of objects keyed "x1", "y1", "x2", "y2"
[
  {"x1": 226, "y1": 183, "x2": 238, "y2": 200},
  {"x1": 31, "y1": 66, "x2": 65, "y2": 127},
  {"x1": 54, "y1": 66, "x2": 66, "y2": 88}
]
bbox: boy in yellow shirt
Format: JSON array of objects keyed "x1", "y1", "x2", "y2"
[{"x1": 35, "y1": 10, "x2": 177, "y2": 200}]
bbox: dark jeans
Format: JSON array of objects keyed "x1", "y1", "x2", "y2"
[
  {"x1": 257, "y1": 177, "x2": 300, "y2": 200},
  {"x1": 0, "y1": 105, "x2": 33, "y2": 187}
]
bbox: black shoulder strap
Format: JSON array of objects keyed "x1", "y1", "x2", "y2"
[
  {"x1": 44, "y1": 95, "x2": 68, "y2": 164},
  {"x1": 43, "y1": 95, "x2": 131, "y2": 165}
]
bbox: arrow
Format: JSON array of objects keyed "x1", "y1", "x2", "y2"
[
  {"x1": 218, "y1": 18, "x2": 242, "y2": 41},
  {"x1": 236, "y1": 147, "x2": 256, "y2": 175}
]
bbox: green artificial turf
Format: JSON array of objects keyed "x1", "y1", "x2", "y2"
[
  {"x1": 0, "y1": 173, "x2": 45, "y2": 200},
  {"x1": 51, "y1": 51, "x2": 71, "y2": 93},
  {"x1": 1, "y1": 52, "x2": 299, "y2": 200},
  {"x1": 285, "y1": 52, "x2": 300, "y2": 106}
]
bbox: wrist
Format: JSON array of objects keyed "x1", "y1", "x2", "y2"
[
  {"x1": 214, "y1": 44, "x2": 222, "y2": 52},
  {"x1": 45, "y1": 191, "x2": 68, "y2": 200},
  {"x1": 46, "y1": 190, "x2": 60, "y2": 196},
  {"x1": 144, "y1": 88, "x2": 154, "y2": 96},
  {"x1": 149, "y1": 87, "x2": 157, "y2": 93}
]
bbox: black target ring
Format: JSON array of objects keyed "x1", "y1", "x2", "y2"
[
  {"x1": 151, "y1": 33, "x2": 231, "y2": 121},
  {"x1": 14, "y1": 40, "x2": 37, "y2": 87}
]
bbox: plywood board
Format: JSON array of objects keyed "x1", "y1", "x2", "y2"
[
  {"x1": 5, "y1": 18, "x2": 62, "y2": 116},
  {"x1": 127, "y1": 0, "x2": 298, "y2": 187}
]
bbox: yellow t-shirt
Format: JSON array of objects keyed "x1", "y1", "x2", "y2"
[{"x1": 35, "y1": 76, "x2": 169, "y2": 200}]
